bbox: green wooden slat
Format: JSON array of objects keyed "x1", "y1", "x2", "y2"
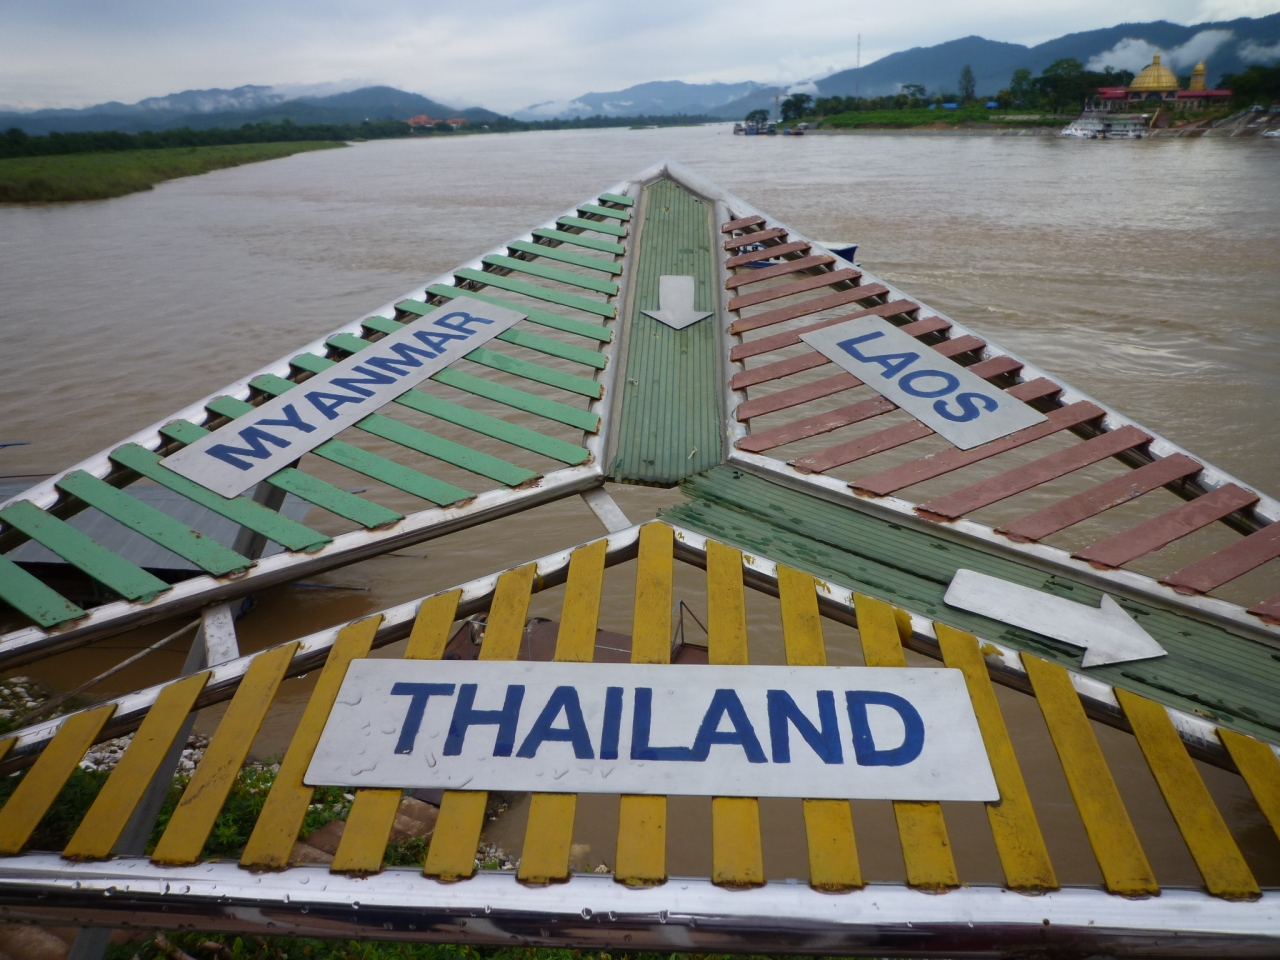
[
  {"x1": 483, "y1": 254, "x2": 619, "y2": 296},
  {"x1": 507, "y1": 240, "x2": 622, "y2": 275},
  {"x1": 54, "y1": 471, "x2": 250, "y2": 576},
  {"x1": 249, "y1": 373, "x2": 535, "y2": 487},
  {"x1": 433, "y1": 369, "x2": 600, "y2": 433},
  {"x1": 599, "y1": 192, "x2": 634, "y2": 207},
  {"x1": 312, "y1": 440, "x2": 471, "y2": 505},
  {"x1": 361, "y1": 315, "x2": 404, "y2": 336},
  {"x1": 336, "y1": 320, "x2": 606, "y2": 370},
  {"x1": 454, "y1": 268, "x2": 617, "y2": 319},
  {"x1": 0, "y1": 501, "x2": 169, "y2": 601},
  {"x1": 203, "y1": 395, "x2": 258, "y2": 420},
  {"x1": 0, "y1": 553, "x2": 84, "y2": 627},
  {"x1": 557, "y1": 216, "x2": 627, "y2": 238},
  {"x1": 531, "y1": 228, "x2": 625, "y2": 256},
  {"x1": 162, "y1": 415, "x2": 404, "y2": 529},
  {"x1": 464, "y1": 348, "x2": 603, "y2": 399},
  {"x1": 418, "y1": 288, "x2": 613, "y2": 342},
  {"x1": 107, "y1": 444, "x2": 331, "y2": 553},
  {"x1": 578, "y1": 203, "x2": 631, "y2": 222}
]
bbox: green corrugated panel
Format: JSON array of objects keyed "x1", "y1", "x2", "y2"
[
  {"x1": 610, "y1": 179, "x2": 722, "y2": 486},
  {"x1": 662, "y1": 466, "x2": 1280, "y2": 745}
]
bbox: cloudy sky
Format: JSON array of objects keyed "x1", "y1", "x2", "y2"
[{"x1": 2, "y1": 0, "x2": 1277, "y2": 113}]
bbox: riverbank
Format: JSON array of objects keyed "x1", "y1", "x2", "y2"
[{"x1": 0, "y1": 141, "x2": 345, "y2": 202}]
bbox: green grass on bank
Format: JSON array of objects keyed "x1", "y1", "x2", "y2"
[
  {"x1": 821, "y1": 103, "x2": 1065, "y2": 129},
  {"x1": 0, "y1": 141, "x2": 345, "y2": 203}
]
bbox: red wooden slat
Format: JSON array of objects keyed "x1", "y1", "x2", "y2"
[
  {"x1": 998, "y1": 453, "x2": 1203, "y2": 542},
  {"x1": 1076, "y1": 484, "x2": 1261, "y2": 570},
  {"x1": 932, "y1": 334, "x2": 986, "y2": 359},
  {"x1": 725, "y1": 255, "x2": 835, "y2": 289},
  {"x1": 1005, "y1": 377, "x2": 1060, "y2": 402},
  {"x1": 851, "y1": 401, "x2": 1106, "y2": 496},
  {"x1": 737, "y1": 397, "x2": 897, "y2": 454},
  {"x1": 730, "y1": 300, "x2": 922, "y2": 361},
  {"x1": 1248, "y1": 592, "x2": 1280, "y2": 625},
  {"x1": 730, "y1": 284, "x2": 890, "y2": 334},
  {"x1": 968, "y1": 355, "x2": 1023, "y2": 379},
  {"x1": 725, "y1": 227, "x2": 786, "y2": 251},
  {"x1": 797, "y1": 422, "x2": 935, "y2": 472},
  {"x1": 728, "y1": 269, "x2": 860, "y2": 311},
  {"x1": 731, "y1": 353, "x2": 829, "y2": 390},
  {"x1": 1162, "y1": 521, "x2": 1280, "y2": 594},
  {"x1": 734, "y1": 374, "x2": 860, "y2": 422},
  {"x1": 897, "y1": 315, "x2": 951, "y2": 338},
  {"x1": 726, "y1": 240, "x2": 811, "y2": 268},
  {"x1": 722, "y1": 215, "x2": 765, "y2": 233},
  {"x1": 917, "y1": 425, "x2": 1153, "y2": 521}
]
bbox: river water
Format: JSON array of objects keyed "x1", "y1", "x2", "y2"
[{"x1": 1, "y1": 125, "x2": 1278, "y2": 885}]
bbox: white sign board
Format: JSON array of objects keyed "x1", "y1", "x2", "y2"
[
  {"x1": 800, "y1": 316, "x2": 1045, "y2": 450},
  {"x1": 305, "y1": 661, "x2": 997, "y2": 801},
  {"x1": 162, "y1": 302, "x2": 527, "y2": 497}
]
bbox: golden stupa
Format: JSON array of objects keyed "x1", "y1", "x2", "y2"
[
  {"x1": 1129, "y1": 54, "x2": 1180, "y2": 93},
  {"x1": 1189, "y1": 60, "x2": 1207, "y2": 91}
]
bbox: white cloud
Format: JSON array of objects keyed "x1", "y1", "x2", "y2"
[
  {"x1": 1238, "y1": 38, "x2": 1280, "y2": 61},
  {"x1": 786, "y1": 81, "x2": 820, "y2": 95},
  {"x1": 1086, "y1": 28, "x2": 1235, "y2": 73}
]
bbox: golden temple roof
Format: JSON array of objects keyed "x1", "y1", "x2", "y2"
[
  {"x1": 1190, "y1": 60, "x2": 1207, "y2": 91},
  {"x1": 1129, "y1": 54, "x2": 1179, "y2": 93}
]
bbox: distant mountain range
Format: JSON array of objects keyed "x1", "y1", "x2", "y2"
[{"x1": 4, "y1": 14, "x2": 1278, "y2": 135}]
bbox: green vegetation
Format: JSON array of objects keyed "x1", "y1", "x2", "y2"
[
  {"x1": 1222, "y1": 61, "x2": 1280, "y2": 107},
  {"x1": 0, "y1": 141, "x2": 344, "y2": 202},
  {"x1": 822, "y1": 103, "x2": 1062, "y2": 129}
]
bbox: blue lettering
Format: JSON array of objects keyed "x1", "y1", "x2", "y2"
[
  {"x1": 444, "y1": 683, "x2": 525, "y2": 757},
  {"x1": 389, "y1": 683, "x2": 456, "y2": 755},
  {"x1": 836, "y1": 332, "x2": 919, "y2": 380},
  {"x1": 899, "y1": 369, "x2": 960, "y2": 399},
  {"x1": 691, "y1": 689, "x2": 766, "y2": 763},
  {"x1": 516, "y1": 686, "x2": 594, "y2": 759},
  {"x1": 330, "y1": 364, "x2": 398, "y2": 397},
  {"x1": 433, "y1": 310, "x2": 494, "y2": 334},
  {"x1": 600, "y1": 686, "x2": 623, "y2": 760},
  {"x1": 363, "y1": 342, "x2": 438, "y2": 374},
  {"x1": 934, "y1": 391, "x2": 999, "y2": 422},
  {"x1": 767, "y1": 690, "x2": 842, "y2": 764},
  {"x1": 413, "y1": 329, "x2": 468, "y2": 353},
  {"x1": 845, "y1": 691, "x2": 924, "y2": 767},
  {"x1": 255, "y1": 403, "x2": 315, "y2": 434},
  {"x1": 630, "y1": 687, "x2": 694, "y2": 761},
  {"x1": 205, "y1": 426, "x2": 290, "y2": 471},
  {"x1": 305, "y1": 390, "x2": 366, "y2": 421}
]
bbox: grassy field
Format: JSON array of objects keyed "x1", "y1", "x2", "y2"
[
  {"x1": 821, "y1": 104, "x2": 1065, "y2": 129},
  {"x1": 0, "y1": 141, "x2": 345, "y2": 202}
]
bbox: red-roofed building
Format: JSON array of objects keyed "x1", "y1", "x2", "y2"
[{"x1": 407, "y1": 115, "x2": 439, "y2": 127}]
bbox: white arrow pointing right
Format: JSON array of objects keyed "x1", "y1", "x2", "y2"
[
  {"x1": 943, "y1": 568, "x2": 1167, "y2": 667},
  {"x1": 641, "y1": 275, "x2": 713, "y2": 331}
]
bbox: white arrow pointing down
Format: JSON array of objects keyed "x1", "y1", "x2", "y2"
[
  {"x1": 642, "y1": 275, "x2": 713, "y2": 330},
  {"x1": 943, "y1": 568, "x2": 1167, "y2": 667}
]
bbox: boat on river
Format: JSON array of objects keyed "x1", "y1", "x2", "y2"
[{"x1": 0, "y1": 161, "x2": 1277, "y2": 957}]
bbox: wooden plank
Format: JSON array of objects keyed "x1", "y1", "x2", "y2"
[
  {"x1": 0, "y1": 549, "x2": 86, "y2": 628},
  {"x1": 730, "y1": 285, "x2": 890, "y2": 335},
  {"x1": 797, "y1": 421, "x2": 932, "y2": 473},
  {"x1": 393, "y1": 390, "x2": 589, "y2": 465},
  {"x1": 706, "y1": 540, "x2": 763, "y2": 887},
  {"x1": 508, "y1": 239, "x2": 622, "y2": 275},
  {"x1": 152, "y1": 643, "x2": 299, "y2": 865},
  {"x1": 355, "y1": 411, "x2": 539, "y2": 487},
  {"x1": 967, "y1": 355, "x2": 1023, "y2": 379},
  {"x1": 721, "y1": 214, "x2": 765, "y2": 233},
  {"x1": 932, "y1": 334, "x2": 986, "y2": 358},
  {"x1": 455, "y1": 268, "x2": 617, "y2": 319},
  {"x1": 483, "y1": 254, "x2": 619, "y2": 296},
  {"x1": 599, "y1": 192, "x2": 634, "y2": 207},
  {"x1": 578, "y1": 202, "x2": 630, "y2": 221},
  {"x1": 725, "y1": 240, "x2": 810, "y2": 268},
  {"x1": 778, "y1": 564, "x2": 862, "y2": 890},
  {"x1": 728, "y1": 269, "x2": 860, "y2": 311},
  {"x1": 240, "y1": 616, "x2": 382, "y2": 869},
  {"x1": 425, "y1": 564, "x2": 536, "y2": 880},
  {"x1": 725, "y1": 254, "x2": 834, "y2": 289},
  {"x1": 433, "y1": 368, "x2": 601, "y2": 433},
  {"x1": 1162, "y1": 521, "x2": 1280, "y2": 594},
  {"x1": 420, "y1": 286, "x2": 613, "y2": 342},
  {"x1": 531, "y1": 227, "x2": 625, "y2": 257},
  {"x1": 55, "y1": 471, "x2": 250, "y2": 576},
  {"x1": 724, "y1": 227, "x2": 786, "y2": 251},
  {"x1": 1006, "y1": 378, "x2": 1062, "y2": 402},
  {"x1": 729, "y1": 300, "x2": 922, "y2": 361},
  {"x1": 465, "y1": 347, "x2": 604, "y2": 399},
  {"x1": 918, "y1": 425, "x2": 1153, "y2": 521},
  {"x1": 1248, "y1": 592, "x2": 1280, "y2": 624},
  {"x1": 310, "y1": 438, "x2": 472, "y2": 506},
  {"x1": 738, "y1": 397, "x2": 896, "y2": 455},
  {"x1": 853, "y1": 593, "x2": 958, "y2": 890},
  {"x1": 734, "y1": 374, "x2": 860, "y2": 422},
  {"x1": 107, "y1": 444, "x2": 331, "y2": 552},
  {"x1": 1020, "y1": 654, "x2": 1157, "y2": 895},
  {"x1": 64, "y1": 671, "x2": 211, "y2": 859},
  {"x1": 851, "y1": 401, "x2": 1107, "y2": 497},
  {"x1": 0, "y1": 500, "x2": 170, "y2": 602},
  {"x1": 556, "y1": 216, "x2": 627, "y2": 239},
  {"x1": 936, "y1": 625, "x2": 1057, "y2": 891},
  {"x1": 999, "y1": 454, "x2": 1203, "y2": 542},
  {"x1": 1217, "y1": 729, "x2": 1280, "y2": 843},
  {"x1": 0, "y1": 705, "x2": 115, "y2": 855},
  {"x1": 333, "y1": 591, "x2": 461, "y2": 874},
  {"x1": 1117, "y1": 689, "x2": 1259, "y2": 899}
]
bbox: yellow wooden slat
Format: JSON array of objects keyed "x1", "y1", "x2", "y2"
[
  {"x1": 239, "y1": 616, "x2": 382, "y2": 869},
  {"x1": 711, "y1": 795, "x2": 764, "y2": 886},
  {"x1": 333, "y1": 591, "x2": 462, "y2": 874},
  {"x1": 1218, "y1": 728, "x2": 1280, "y2": 843},
  {"x1": 0, "y1": 705, "x2": 115, "y2": 855},
  {"x1": 425, "y1": 564, "x2": 536, "y2": 880},
  {"x1": 777, "y1": 564, "x2": 861, "y2": 890},
  {"x1": 615, "y1": 523, "x2": 674, "y2": 886},
  {"x1": 1117, "y1": 689, "x2": 1259, "y2": 899},
  {"x1": 0, "y1": 739, "x2": 13, "y2": 765},
  {"x1": 936, "y1": 624, "x2": 1057, "y2": 891},
  {"x1": 706, "y1": 540, "x2": 749, "y2": 666},
  {"x1": 518, "y1": 793, "x2": 578, "y2": 883},
  {"x1": 1021, "y1": 654, "x2": 1157, "y2": 896},
  {"x1": 153, "y1": 643, "x2": 299, "y2": 865},
  {"x1": 853, "y1": 593, "x2": 958, "y2": 890},
  {"x1": 64, "y1": 671, "x2": 209, "y2": 860}
]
